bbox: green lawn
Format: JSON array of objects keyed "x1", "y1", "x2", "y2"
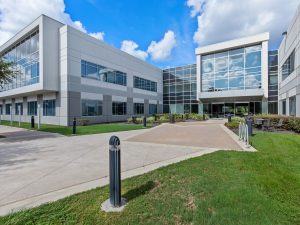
[
  {"x1": 1, "y1": 132, "x2": 300, "y2": 225},
  {"x1": 0, "y1": 120, "x2": 149, "y2": 136}
]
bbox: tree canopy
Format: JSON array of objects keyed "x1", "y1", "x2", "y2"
[{"x1": 0, "y1": 58, "x2": 17, "y2": 88}]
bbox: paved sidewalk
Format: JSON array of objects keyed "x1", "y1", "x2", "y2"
[{"x1": 0, "y1": 121, "x2": 252, "y2": 216}]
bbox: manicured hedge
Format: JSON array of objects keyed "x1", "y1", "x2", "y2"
[
  {"x1": 127, "y1": 113, "x2": 208, "y2": 124},
  {"x1": 254, "y1": 114, "x2": 300, "y2": 133},
  {"x1": 225, "y1": 114, "x2": 300, "y2": 133}
]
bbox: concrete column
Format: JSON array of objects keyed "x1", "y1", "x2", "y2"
[
  {"x1": 157, "y1": 100, "x2": 163, "y2": 114},
  {"x1": 198, "y1": 103, "x2": 204, "y2": 115},
  {"x1": 127, "y1": 97, "x2": 133, "y2": 116},
  {"x1": 23, "y1": 97, "x2": 27, "y2": 122},
  {"x1": 12, "y1": 99, "x2": 15, "y2": 121},
  {"x1": 103, "y1": 95, "x2": 112, "y2": 122},
  {"x1": 262, "y1": 98, "x2": 268, "y2": 114},
  {"x1": 296, "y1": 94, "x2": 300, "y2": 117},
  {"x1": 144, "y1": 99, "x2": 149, "y2": 116},
  {"x1": 68, "y1": 91, "x2": 81, "y2": 125}
]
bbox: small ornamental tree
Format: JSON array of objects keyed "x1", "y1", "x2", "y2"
[{"x1": 0, "y1": 57, "x2": 17, "y2": 88}]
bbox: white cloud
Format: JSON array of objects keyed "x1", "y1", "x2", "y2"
[
  {"x1": 186, "y1": 0, "x2": 205, "y2": 17},
  {"x1": 120, "y1": 40, "x2": 148, "y2": 60},
  {"x1": 0, "y1": 0, "x2": 104, "y2": 45},
  {"x1": 89, "y1": 32, "x2": 105, "y2": 41},
  {"x1": 147, "y1": 30, "x2": 176, "y2": 61},
  {"x1": 187, "y1": 0, "x2": 299, "y2": 47}
]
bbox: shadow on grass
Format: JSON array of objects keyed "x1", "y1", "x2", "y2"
[{"x1": 123, "y1": 181, "x2": 156, "y2": 202}]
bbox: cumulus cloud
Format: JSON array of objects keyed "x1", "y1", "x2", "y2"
[
  {"x1": 187, "y1": 0, "x2": 299, "y2": 47},
  {"x1": 0, "y1": 0, "x2": 104, "y2": 45},
  {"x1": 89, "y1": 32, "x2": 105, "y2": 41},
  {"x1": 147, "y1": 30, "x2": 176, "y2": 61},
  {"x1": 120, "y1": 40, "x2": 148, "y2": 60},
  {"x1": 186, "y1": 0, "x2": 205, "y2": 17}
]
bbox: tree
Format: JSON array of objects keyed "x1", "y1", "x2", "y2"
[{"x1": 0, "y1": 57, "x2": 17, "y2": 88}]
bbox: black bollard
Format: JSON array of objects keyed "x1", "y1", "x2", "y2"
[
  {"x1": 228, "y1": 114, "x2": 232, "y2": 123},
  {"x1": 246, "y1": 118, "x2": 253, "y2": 136},
  {"x1": 203, "y1": 114, "x2": 205, "y2": 121},
  {"x1": 31, "y1": 116, "x2": 35, "y2": 128},
  {"x1": 73, "y1": 117, "x2": 77, "y2": 134},
  {"x1": 143, "y1": 116, "x2": 147, "y2": 127},
  {"x1": 109, "y1": 136, "x2": 121, "y2": 207}
]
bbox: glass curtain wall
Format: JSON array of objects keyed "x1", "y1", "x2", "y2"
[
  {"x1": 15, "y1": 103, "x2": 23, "y2": 115},
  {"x1": 289, "y1": 96, "x2": 296, "y2": 116},
  {"x1": 282, "y1": 50, "x2": 295, "y2": 81},
  {"x1": 28, "y1": 101, "x2": 37, "y2": 115},
  {"x1": 112, "y1": 102, "x2": 127, "y2": 115},
  {"x1": 268, "y1": 50, "x2": 278, "y2": 114},
  {"x1": 43, "y1": 100, "x2": 56, "y2": 116},
  {"x1": 0, "y1": 30, "x2": 39, "y2": 92},
  {"x1": 134, "y1": 103, "x2": 144, "y2": 115},
  {"x1": 133, "y1": 76, "x2": 157, "y2": 92},
  {"x1": 201, "y1": 45, "x2": 262, "y2": 92},
  {"x1": 81, "y1": 60, "x2": 127, "y2": 86},
  {"x1": 163, "y1": 64, "x2": 198, "y2": 114},
  {"x1": 82, "y1": 99, "x2": 102, "y2": 116},
  {"x1": 203, "y1": 102, "x2": 262, "y2": 117}
]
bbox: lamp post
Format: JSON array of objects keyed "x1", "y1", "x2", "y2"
[
  {"x1": 37, "y1": 103, "x2": 41, "y2": 129},
  {"x1": 18, "y1": 105, "x2": 21, "y2": 127},
  {"x1": 10, "y1": 105, "x2": 12, "y2": 125}
]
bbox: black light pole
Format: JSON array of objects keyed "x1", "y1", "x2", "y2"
[
  {"x1": 31, "y1": 116, "x2": 35, "y2": 128},
  {"x1": 72, "y1": 117, "x2": 77, "y2": 135}
]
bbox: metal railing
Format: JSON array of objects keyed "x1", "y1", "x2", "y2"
[{"x1": 239, "y1": 122, "x2": 249, "y2": 147}]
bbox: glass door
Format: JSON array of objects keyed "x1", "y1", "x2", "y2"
[
  {"x1": 235, "y1": 103, "x2": 249, "y2": 117},
  {"x1": 212, "y1": 103, "x2": 225, "y2": 118}
]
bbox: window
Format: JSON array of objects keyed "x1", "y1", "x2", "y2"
[
  {"x1": 15, "y1": 103, "x2": 23, "y2": 115},
  {"x1": 43, "y1": 100, "x2": 56, "y2": 116},
  {"x1": 5, "y1": 104, "x2": 11, "y2": 115},
  {"x1": 282, "y1": 100, "x2": 286, "y2": 115},
  {"x1": 112, "y1": 102, "x2": 127, "y2": 115},
  {"x1": 289, "y1": 96, "x2": 296, "y2": 116},
  {"x1": 134, "y1": 76, "x2": 157, "y2": 92},
  {"x1": 81, "y1": 60, "x2": 127, "y2": 86},
  {"x1": 149, "y1": 104, "x2": 157, "y2": 115},
  {"x1": 268, "y1": 102, "x2": 278, "y2": 114},
  {"x1": 28, "y1": 101, "x2": 37, "y2": 115},
  {"x1": 82, "y1": 99, "x2": 102, "y2": 116},
  {"x1": 0, "y1": 30, "x2": 39, "y2": 92},
  {"x1": 201, "y1": 45, "x2": 262, "y2": 92},
  {"x1": 282, "y1": 50, "x2": 295, "y2": 81},
  {"x1": 0, "y1": 105, "x2": 2, "y2": 114},
  {"x1": 163, "y1": 64, "x2": 197, "y2": 113},
  {"x1": 134, "y1": 103, "x2": 144, "y2": 114}
]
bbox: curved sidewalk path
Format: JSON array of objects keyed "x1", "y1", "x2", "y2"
[{"x1": 0, "y1": 120, "x2": 254, "y2": 216}]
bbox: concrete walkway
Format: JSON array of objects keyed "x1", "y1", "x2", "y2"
[{"x1": 0, "y1": 121, "x2": 253, "y2": 216}]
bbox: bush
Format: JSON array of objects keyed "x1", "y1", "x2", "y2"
[
  {"x1": 185, "y1": 113, "x2": 208, "y2": 121},
  {"x1": 78, "y1": 119, "x2": 89, "y2": 126},
  {"x1": 225, "y1": 114, "x2": 300, "y2": 133}
]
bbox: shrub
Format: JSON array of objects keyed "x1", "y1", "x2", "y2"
[
  {"x1": 78, "y1": 118, "x2": 89, "y2": 126},
  {"x1": 225, "y1": 114, "x2": 300, "y2": 133}
]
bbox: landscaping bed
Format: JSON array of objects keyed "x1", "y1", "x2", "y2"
[
  {"x1": 0, "y1": 120, "x2": 150, "y2": 136},
  {"x1": 1, "y1": 132, "x2": 300, "y2": 224},
  {"x1": 225, "y1": 114, "x2": 300, "y2": 134},
  {"x1": 127, "y1": 113, "x2": 208, "y2": 124}
]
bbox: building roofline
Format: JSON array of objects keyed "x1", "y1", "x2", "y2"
[{"x1": 195, "y1": 32, "x2": 270, "y2": 55}]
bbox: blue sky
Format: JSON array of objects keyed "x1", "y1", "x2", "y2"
[
  {"x1": 64, "y1": 0, "x2": 198, "y2": 68},
  {"x1": 0, "y1": 0, "x2": 299, "y2": 69}
]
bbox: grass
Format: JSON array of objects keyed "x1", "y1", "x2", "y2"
[
  {"x1": 0, "y1": 120, "x2": 150, "y2": 136},
  {"x1": 1, "y1": 132, "x2": 300, "y2": 224}
]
